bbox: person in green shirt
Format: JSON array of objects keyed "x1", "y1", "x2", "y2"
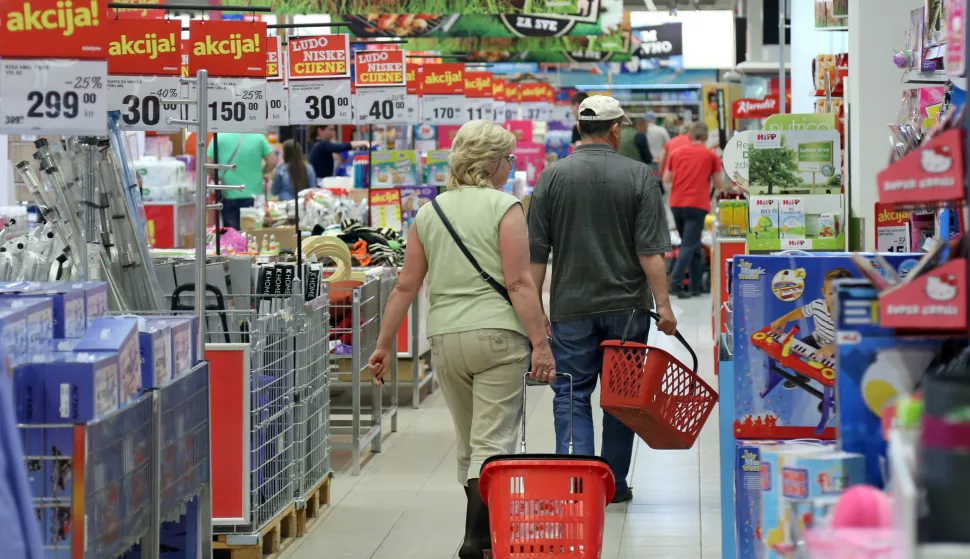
[{"x1": 206, "y1": 133, "x2": 277, "y2": 230}]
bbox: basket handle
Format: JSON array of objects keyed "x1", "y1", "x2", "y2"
[
  {"x1": 521, "y1": 372, "x2": 573, "y2": 455},
  {"x1": 620, "y1": 310, "x2": 699, "y2": 374}
]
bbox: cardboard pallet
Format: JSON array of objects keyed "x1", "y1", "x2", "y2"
[{"x1": 213, "y1": 504, "x2": 298, "y2": 559}]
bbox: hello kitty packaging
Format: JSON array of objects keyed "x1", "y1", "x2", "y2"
[{"x1": 878, "y1": 128, "x2": 965, "y2": 205}]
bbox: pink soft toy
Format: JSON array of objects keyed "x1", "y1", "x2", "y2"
[{"x1": 830, "y1": 485, "x2": 894, "y2": 529}]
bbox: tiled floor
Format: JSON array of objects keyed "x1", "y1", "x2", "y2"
[{"x1": 284, "y1": 294, "x2": 722, "y2": 559}]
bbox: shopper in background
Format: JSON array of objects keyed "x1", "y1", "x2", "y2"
[
  {"x1": 206, "y1": 133, "x2": 276, "y2": 231},
  {"x1": 272, "y1": 140, "x2": 317, "y2": 201},
  {"x1": 570, "y1": 91, "x2": 589, "y2": 145},
  {"x1": 307, "y1": 125, "x2": 370, "y2": 179},
  {"x1": 618, "y1": 117, "x2": 653, "y2": 165},
  {"x1": 643, "y1": 111, "x2": 671, "y2": 172},
  {"x1": 529, "y1": 95, "x2": 675, "y2": 504},
  {"x1": 367, "y1": 120, "x2": 554, "y2": 559},
  {"x1": 663, "y1": 121, "x2": 727, "y2": 298}
]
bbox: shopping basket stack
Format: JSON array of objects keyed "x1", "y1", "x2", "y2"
[
  {"x1": 601, "y1": 311, "x2": 718, "y2": 450},
  {"x1": 480, "y1": 373, "x2": 614, "y2": 559}
]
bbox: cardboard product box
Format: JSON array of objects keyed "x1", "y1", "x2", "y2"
[
  {"x1": 2, "y1": 286, "x2": 86, "y2": 339},
  {"x1": 49, "y1": 281, "x2": 109, "y2": 327},
  {"x1": 0, "y1": 306, "x2": 28, "y2": 361},
  {"x1": 732, "y1": 254, "x2": 924, "y2": 440},
  {"x1": 734, "y1": 200, "x2": 749, "y2": 234},
  {"x1": 150, "y1": 317, "x2": 196, "y2": 376},
  {"x1": 778, "y1": 198, "x2": 806, "y2": 240},
  {"x1": 72, "y1": 318, "x2": 141, "y2": 405},
  {"x1": 749, "y1": 197, "x2": 779, "y2": 239},
  {"x1": 137, "y1": 319, "x2": 174, "y2": 389},
  {"x1": 759, "y1": 444, "x2": 832, "y2": 559},
  {"x1": 13, "y1": 361, "x2": 46, "y2": 504},
  {"x1": 0, "y1": 297, "x2": 54, "y2": 353}
]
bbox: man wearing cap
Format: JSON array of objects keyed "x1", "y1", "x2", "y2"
[{"x1": 529, "y1": 95, "x2": 676, "y2": 504}]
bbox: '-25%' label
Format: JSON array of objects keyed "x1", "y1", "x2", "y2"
[
  {"x1": 189, "y1": 78, "x2": 267, "y2": 133},
  {"x1": 0, "y1": 59, "x2": 108, "y2": 135}
]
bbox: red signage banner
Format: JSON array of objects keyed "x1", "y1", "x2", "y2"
[
  {"x1": 107, "y1": 18, "x2": 181, "y2": 76},
  {"x1": 506, "y1": 82, "x2": 520, "y2": 104},
  {"x1": 877, "y1": 128, "x2": 965, "y2": 206},
  {"x1": 266, "y1": 36, "x2": 281, "y2": 80},
  {"x1": 492, "y1": 79, "x2": 506, "y2": 102},
  {"x1": 420, "y1": 63, "x2": 464, "y2": 95},
  {"x1": 354, "y1": 49, "x2": 406, "y2": 88},
  {"x1": 464, "y1": 72, "x2": 492, "y2": 99},
  {"x1": 189, "y1": 20, "x2": 267, "y2": 78},
  {"x1": 732, "y1": 96, "x2": 780, "y2": 119},
  {"x1": 406, "y1": 66, "x2": 418, "y2": 95},
  {"x1": 0, "y1": 0, "x2": 107, "y2": 58},
  {"x1": 288, "y1": 34, "x2": 350, "y2": 80},
  {"x1": 518, "y1": 82, "x2": 550, "y2": 103}
]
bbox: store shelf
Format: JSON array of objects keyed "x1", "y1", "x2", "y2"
[
  {"x1": 746, "y1": 233, "x2": 847, "y2": 252},
  {"x1": 903, "y1": 70, "x2": 950, "y2": 85}
]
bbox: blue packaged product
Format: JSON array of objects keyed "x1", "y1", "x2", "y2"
[
  {"x1": 2, "y1": 287, "x2": 85, "y2": 339},
  {"x1": 0, "y1": 306, "x2": 28, "y2": 360},
  {"x1": 73, "y1": 318, "x2": 141, "y2": 404},
  {"x1": 136, "y1": 318, "x2": 173, "y2": 388},
  {"x1": 759, "y1": 444, "x2": 831, "y2": 559},
  {"x1": 834, "y1": 280, "x2": 951, "y2": 487},
  {"x1": 12, "y1": 362, "x2": 45, "y2": 503},
  {"x1": 71, "y1": 282, "x2": 109, "y2": 326},
  {"x1": 151, "y1": 317, "x2": 195, "y2": 376},
  {"x1": 731, "y1": 253, "x2": 923, "y2": 440},
  {"x1": 0, "y1": 297, "x2": 53, "y2": 353}
]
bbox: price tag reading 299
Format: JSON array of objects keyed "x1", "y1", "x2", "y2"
[{"x1": 0, "y1": 59, "x2": 108, "y2": 135}]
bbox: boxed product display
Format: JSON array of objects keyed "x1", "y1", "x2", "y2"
[
  {"x1": 0, "y1": 297, "x2": 53, "y2": 352},
  {"x1": 151, "y1": 317, "x2": 196, "y2": 376},
  {"x1": 137, "y1": 319, "x2": 174, "y2": 389},
  {"x1": 5, "y1": 285, "x2": 86, "y2": 339},
  {"x1": 749, "y1": 197, "x2": 779, "y2": 240},
  {"x1": 732, "y1": 253, "x2": 923, "y2": 439},
  {"x1": 778, "y1": 198, "x2": 806, "y2": 240},
  {"x1": 0, "y1": 306, "x2": 27, "y2": 359},
  {"x1": 423, "y1": 150, "x2": 450, "y2": 186},
  {"x1": 72, "y1": 317, "x2": 141, "y2": 404},
  {"x1": 370, "y1": 150, "x2": 419, "y2": 187}
]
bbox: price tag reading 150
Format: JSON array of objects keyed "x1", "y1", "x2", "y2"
[
  {"x1": 190, "y1": 78, "x2": 267, "y2": 133},
  {"x1": 0, "y1": 59, "x2": 108, "y2": 135}
]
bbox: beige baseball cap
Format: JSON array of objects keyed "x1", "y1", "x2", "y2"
[{"x1": 577, "y1": 95, "x2": 632, "y2": 124}]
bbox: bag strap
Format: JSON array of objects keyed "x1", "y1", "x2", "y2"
[
  {"x1": 431, "y1": 199, "x2": 512, "y2": 305},
  {"x1": 218, "y1": 134, "x2": 246, "y2": 181}
]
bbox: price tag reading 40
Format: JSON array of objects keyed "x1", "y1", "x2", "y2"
[
  {"x1": 190, "y1": 78, "x2": 267, "y2": 133},
  {"x1": 109, "y1": 76, "x2": 188, "y2": 132},
  {"x1": 0, "y1": 59, "x2": 108, "y2": 135},
  {"x1": 356, "y1": 87, "x2": 410, "y2": 124},
  {"x1": 289, "y1": 80, "x2": 354, "y2": 125}
]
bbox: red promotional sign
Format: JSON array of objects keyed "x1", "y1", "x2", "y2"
[
  {"x1": 266, "y1": 36, "x2": 281, "y2": 80},
  {"x1": 732, "y1": 96, "x2": 780, "y2": 119},
  {"x1": 518, "y1": 82, "x2": 549, "y2": 103},
  {"x1": 188, "y1": 20, "x2": 267, "y2": 78},
  {"x1": 492, "y1": 79, "x2": 506, "y2": 102},
  {"x1": 877, "y1": 129, "x2": 966, "y2": 206},
  {"x1": 420, "y1": 63, "x2": 464, "y2": 95},
  {"x1": 287, "y1": 34, "x2": 350, "y2": 80},
  {"x1": 181, "y1": 39, "x2": 190, "y2": 78},
  {"x1": 464, "y1": 72, "x2": 492, "y2": 99},
  {"x1": 506, "y1": 82, "x2": 520, "y2": 104},
  {"x1": 406, "y1": 66, "x2": 418, "y2": 95},
  {"x1": 107, "y1": 18, "x2": 181, "y2": 76},
  {"x1": 0, "y1": 0, "x2": 107, "y2": 58},
  {"x1": 354, "y1": 49, "x2": 406, "y2": 88},
  {"x1": 880, "y1": 258, "x2": 968, "y2": 331}
]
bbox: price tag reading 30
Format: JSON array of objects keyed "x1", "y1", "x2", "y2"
[
  {"x1": 356, "y1": 87, "x2": 409, "y2": 124},
  {"x1": 108, "y1": 75, "x2": 188, "y2": 132},
  {"x1": 289, "y1": 79, "x2": 354, "y2": 125},
  {"x1": 190, "y1": 78, "x2": 267, "y2": 133},
  {"x1": 1, "y1": 59, "x2": 108, "y2": 135}
]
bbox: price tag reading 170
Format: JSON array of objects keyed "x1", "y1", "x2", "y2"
[
  {"x1": 422, "y1": 94, "x2": 466, "y2": 125},
  {"x1": 356, "y1": 87, "x2": 409, "y2": 124},
  {"x1": 190, "y1": 78, "x2": 267, "y2": 133},
  {"x1": 0, "y1": 59, "x2": 108, "y2": 135}
]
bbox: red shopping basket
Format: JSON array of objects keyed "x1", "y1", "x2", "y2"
[
  {"x1": 480, "y1": 373, "x2": 614, "y2": 558},
  {"x1": 600, "y1": 311, "x2": 718, "y2": 450}
]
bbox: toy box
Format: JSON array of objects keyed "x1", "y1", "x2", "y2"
[
  {"x1": 834, "y1": 280, "x2": 952, "y2": 487},
  {"x1": 778, "y1": 198, "x2": 806, "y2": 240},
  {"x1": 749, "y1": 197, "x2": 779, "y2": 239},
  {"x1": 759, "y1": 444, "x2": 833, "y2": 559},
  {"x1": 151, "y1": 317, "x2": 195, "y2": 375},
  {"x1": 137, "y1": 318, "x2": 174, "y2": 388},
  {"x1": 423, "y1": 150, "x2": 450, "y2": 186},
  {"x1": 13, "y1": 361, "x2": 46, "y2": 504},
  {"x1": 0, "y1": 306, "x2": 27, "y2": 360},
  {"x1": 0, "y1": 297, "x2": 53, "y2": 353},
  {"x1": 3, "y1": 286, "x2": 86, "y2": 339},
  {"x1": 732, "y1": 253, "x2": 923, "y2": 440},
  {"x1": 38, "y1": 281, "x2": 109, "y2": 328},
  {"x1": 73, "y1": 318, "x2": 141, "y2": 404}
]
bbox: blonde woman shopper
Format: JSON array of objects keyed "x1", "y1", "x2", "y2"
[{"x1": 368, "y1": 120, "x2": 555, "y2": 559}]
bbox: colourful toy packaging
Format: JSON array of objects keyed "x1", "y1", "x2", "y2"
[
  {"x1": 816, "y1": 213, "x2": 838, "y2": 238},
  {"x1": 834, "y1": 280, "x2": 951, "y2": 487},
  {"x1": 749, "y1": 197, "x2": 779, "y2": 239},
  {"x1": 759, "y1": 444, "x2": 833, "y2": 559},
  {"x1": 137, "y1": 319, "x2": 174, "y2": 389},
  {"x1": 732, "y1": 253, "x2": 923, "y2": 439},
  {"x1": 72, "y1": 317, "x2": 141, "y2": 405},
  {"x1": 370, "y1": 150, "x2": 419, "y2": 187},
  {"x1": 778, "y1": 198, "x2": 806, "y2": 240}
]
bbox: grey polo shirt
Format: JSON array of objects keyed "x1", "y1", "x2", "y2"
[{"x1": 528, "y1": 143, "x2": 671, "y2": 322}]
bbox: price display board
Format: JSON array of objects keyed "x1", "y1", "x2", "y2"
[
  {"x1": 369, "y1": 188, "x2": 403, "y2": 233},
  {"x1": 188, "y1": 20, "x2": 267, "y2": 132},
  {"x1": 492, "y1": 79, "x2": 507, "y2": 124},
  {"x1": 287, "y1": 34, "x2": 353, "y2": 125},
  {"x1": 420, "y1": 64, "x2": 465, "y2": 125},
  {"x1": 0, "y1": 0, "x2": 108, "y2": 135},
  {"x1": 550, "y1": 103, "x2": 574, "y2": 124},
  {"x1": 875, "y1": 203, "x2": 911, "y2": 253},
  {"x1": 505, "y1": 83, "x2": 521, "y2": 121},
  {"x1": 354, "y1": 50, "x2": 410, "y2": 124},
  {"x1": 265, "y1": 36, "x2": 289, "y2": 126},
  {"x1": 519, "y1": 82, "x2": 553, "y2": 121},
  {"x1": 106, "y1": 18, "x2": 184, "y2": 131},
  {"x1": 463, "y1": 71, "x2": 494, "y2": 122}
]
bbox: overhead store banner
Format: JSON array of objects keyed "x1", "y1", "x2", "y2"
[
  {"x1": 107, "y1": 18, "x2": 185, "y2": 132},
  {"x1": 288, "y1": 34, "x2": 354, "y2": 125},
  {"x1": 266, "y1": 36, "x2": 288, "y2": 126},
  {"x1": 464, "y1": 72, "x2": 494, "y2": 121},
  {"x1": 355, "y1": 49, "x2": 410, "y2": 124},
  {"x1": 402, "y1": 33, "x2": 633, "y2": 63},
  {"x1": 238, "y1": 0, "x2": 599, "y2": 17},
  {"x1": 634, "y1": 22, "x2": 683, "y2": 59},
  {"x1": 0, "y1": 0, "x2": 109, "y2": 135},
  {"x1": 188, "y1": 20, "x2": 268, "y2": 133},
  {"x1": 420, "y1": 63, "x2": 465, "y2": 124}
]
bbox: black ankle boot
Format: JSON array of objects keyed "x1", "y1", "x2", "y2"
[{"x1": 459, "y1": 479, "x2": 491, "y2": 559}]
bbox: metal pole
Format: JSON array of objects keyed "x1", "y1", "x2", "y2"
[
  {"x1": 214, "y1": 133, "x2": 221, "y2": 255},
  {"x1": 778, "y1": 0, "x2": 787, "y2": 114},
  {"x1": 195, "y1": 70, "x2": 208, "y2": 363}
]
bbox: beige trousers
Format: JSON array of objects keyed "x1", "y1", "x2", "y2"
[{"x1": 430, "y1": 328, "x2": 530, "y2": 485}]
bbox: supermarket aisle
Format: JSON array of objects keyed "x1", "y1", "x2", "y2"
[{"x1": 283, "y1": 295, "x2": 721, "y2": 559}]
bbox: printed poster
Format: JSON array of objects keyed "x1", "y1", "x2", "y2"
[
  {"x1": 369, "y1": 188, "x2": 403, "y2": 233},
  {"x1": 401, "y1": 187, "x2": 438, "y2": 238},
  {"x1": 370, "y1": 150, "x2": 419, "y2": 187}
]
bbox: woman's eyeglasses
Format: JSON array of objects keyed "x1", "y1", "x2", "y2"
[{"x1": 506, "y1": 154, "x2": 517, "y2": 167}]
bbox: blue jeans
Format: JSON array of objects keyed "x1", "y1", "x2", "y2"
[
  {"x1": 669, "y1": 206, "x2": 707, "y2": 294},
  {"x1": 551, "y1": 311, "x2": 652, "y2": 494},
  {"x1": 220, "y1": 196, "x2": 255, "y2": 231}
]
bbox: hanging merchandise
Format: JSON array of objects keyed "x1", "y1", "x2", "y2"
[
  {"x1": 354, "y1": 49, "x2": 412, "y2": 124},
  {"x1": 266, "y1": 35, "x2": 290, "y2": 126},
  {"x1": 420, "y1": 63, "x2": 466, "y2": 125},
  {"x1": 288, "y1": 34, "x2": 355, "y2": 125},
  {"x1": 187, "y1": 20, "x2": 268, "y2": 133}
]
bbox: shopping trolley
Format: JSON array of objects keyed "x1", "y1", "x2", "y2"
[
  {"x1": 480, "y1": 373, "x2": 615, "y2": 559},
  {"x1": 600, "y1": 310, "x2": 718, "y2": 450}
]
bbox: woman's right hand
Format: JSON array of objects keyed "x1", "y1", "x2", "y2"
[{"x1": 530, "y1": 341, "x2": 556, "y2": 383}]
